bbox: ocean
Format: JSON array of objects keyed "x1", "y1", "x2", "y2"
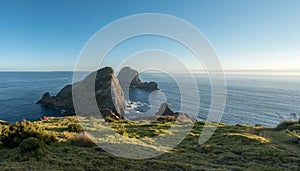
[{"x1": 0, "y1": 72, "x2": 299, "y2": 127}]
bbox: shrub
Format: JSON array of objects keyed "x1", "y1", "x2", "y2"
[
  {"x1": 104, "y1": 116, "x2": 118, "y2": 123},
  {"x1": 157, "y1": 116, "x2": 177, "y2": 123},
  {"x1": 276, "y1": 120, "x2": 298, "y2": 130},
  {"x1": 261, "y1": 149, "x2": 283, "y2": 157},
  {"x1": 67, "y1": 123, "x2": 83, "y2": 132},
  {"x1": 19, "y1": 137, "x2": 41, "y2": 153},
  {"x1": 0, "y1": 120, "x2": 57, "y2": 148},
  {"x1": 287, "y1": 124, "x2": 300, "y2": 132},
  {"x1": 286, "y1": 130, "x2": 300, "y2": 144},
  {"x1": 69, "y1": 132, "x2": 95, "y2": 147}
]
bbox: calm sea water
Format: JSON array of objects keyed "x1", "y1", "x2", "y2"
[{"x1": 0, "y1": 72, "x2": 299, "y2": 127}]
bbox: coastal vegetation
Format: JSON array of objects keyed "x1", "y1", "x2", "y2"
[{"x1": 0, "y1": 116, "x2": 299, "y2": 170}]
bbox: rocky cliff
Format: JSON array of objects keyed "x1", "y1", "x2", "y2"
[
  {"x1": 37, "y1": 66, "x2": 126, "y2": 117},
  {"x1": 117, "y1": 67, "x2": 158, "y2": 101}
]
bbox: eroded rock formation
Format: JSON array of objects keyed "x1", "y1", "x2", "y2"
[
  {"x1": 37, "y1": 66, "x2": 126, "y2": 117},
  {"x1": 117, "y1": 67, "x2": 158, "y2": 102}
]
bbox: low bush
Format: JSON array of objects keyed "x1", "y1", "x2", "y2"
[
  {"x1": 67, "y1": 123, "x2": 83, "y2": 132},
  {"x1": 276, "y1": 120, "x2": 299, "y2": 131},
  {"x1": 0, "y1": 120, "x2": 57, "y2": 148},
  {"x1": 19, "y1": 137, "x2": 41, "y2": 153},
  {"x1": 286, "y1": 130, "x2": 300, "y2": 144},
  {"x1": 69, "y1": 132, "x2": 95, "y2": 147},
  {"x1": 261, "y1": 149, "x2": 283, "y2": 157}
]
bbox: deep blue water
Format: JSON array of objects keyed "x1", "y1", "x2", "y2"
[
  {"x1": 0, "y1": 72, "x2": 299, "y2": 127},
  {"x1": 137, "y1": 73, "x2": 300, "y2": 127},
  {"x1": 0, "y1": 72, "x2": 73, "y2": 122}
]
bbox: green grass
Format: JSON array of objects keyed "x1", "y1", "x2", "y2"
[{"x1": 0, "y1": 116, "x2": 299, "y2": 170}]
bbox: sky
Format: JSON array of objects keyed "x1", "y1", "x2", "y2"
[{"x1": 0, "y1": 0, "x2": 299, "y2": 72}]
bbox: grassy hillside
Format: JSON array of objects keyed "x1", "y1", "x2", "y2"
[{"x1": 0, "y1": 116, "x2": 299, "y2": 171}]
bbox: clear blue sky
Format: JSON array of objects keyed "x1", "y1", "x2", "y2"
[{"x1": 0, "y1": 0, "x2": 299, "y2": 71}]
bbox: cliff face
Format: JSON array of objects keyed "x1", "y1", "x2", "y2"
[
  {"x1": 117, "y1": 67, "x2": 158, "y2": 101},
  {"x1": 37, "y1": 67, "x2": 126, "y2": 117}
]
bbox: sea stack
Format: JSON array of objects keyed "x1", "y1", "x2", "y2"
[
  {"x1": 117, "y1": 67, "x2": 158, "y2": 100},
  {"x1": 37, "y1": 66, "x2": 126, "y2": 117}
]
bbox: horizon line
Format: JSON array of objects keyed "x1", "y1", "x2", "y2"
[
  {"x1": 1, "y1": 69, "x2": 300, "y2": 76},
  {"x1": 1, "y1": 69, "x2": 300, "y2": 72}
]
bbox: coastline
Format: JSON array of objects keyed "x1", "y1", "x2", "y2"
[{"x1": 1, "y1": 71, "x2": 300, "y2": 126}]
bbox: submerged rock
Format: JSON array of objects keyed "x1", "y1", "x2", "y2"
[{"x1": 37, "y1": 66, "x2": 126, "y2": 117}]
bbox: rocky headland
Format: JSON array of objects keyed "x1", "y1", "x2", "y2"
[
  {"x1": 37, "y1": 67, "x2": 126, "y2": 118},
  {"x1": 37, "y1": 66, "x2": 199, "y2": 122},
  {"x1": 37, "y1": 66, "x2": 162, "y2": 120}
]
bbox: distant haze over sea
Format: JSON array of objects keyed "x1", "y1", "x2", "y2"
[{"x1": 2, "y1": 69, "x2": 300, "y2": 76}]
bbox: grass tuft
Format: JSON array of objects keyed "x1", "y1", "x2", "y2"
[{"x1": 68, "y1": 132, "x2": 95, "y2": 147}]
